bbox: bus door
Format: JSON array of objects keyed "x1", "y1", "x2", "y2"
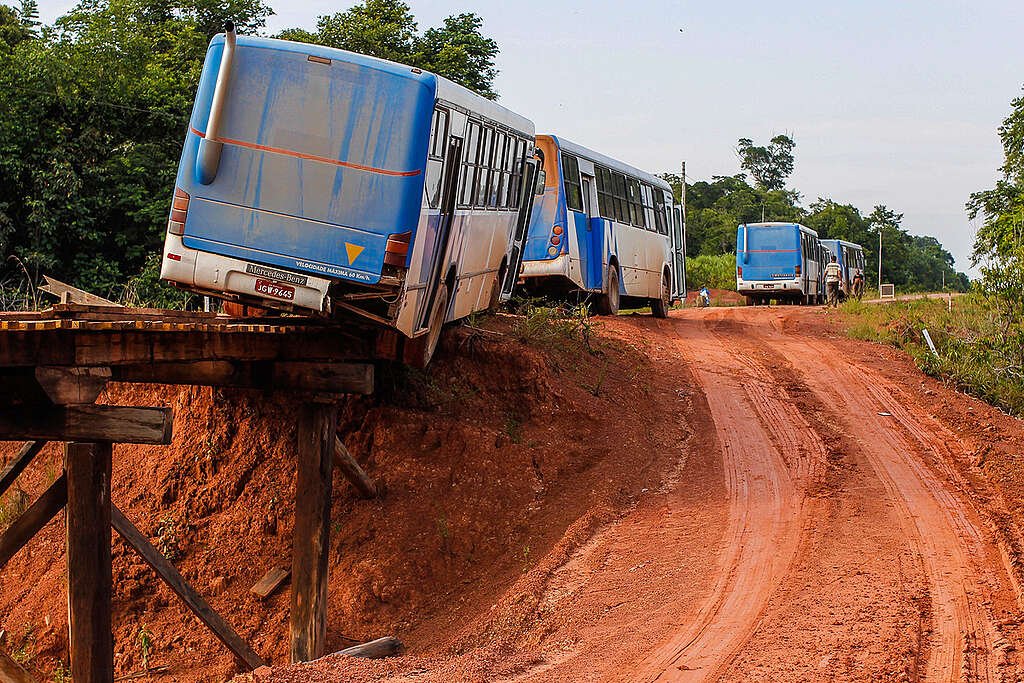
[
  {"x1": 419, "y1": 135, "x2": 463, "y2": 331},
  {"x1": 499, "y1": 157, "x2": 539, "y2": 301},
  {"x1": 580, "y1": 175, "x2": 603, "y2": 291},
  {"x1": 800, "y1": 235, "x2": 810, "y2": 295},
  {"x1": 671, "y1": 205, "x2": 686, "y2": 299}
]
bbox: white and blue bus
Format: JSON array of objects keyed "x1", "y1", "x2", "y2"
[
  {"x1": 518, "y1": 135, "x2": 686, "y2": 316},
  {"x1": 819, "y1": 239, "x2": 866, "y2": 298},
  {"x1": 160, "y1": 27, "x2": 539, "y2": 365},
  {"x1": 736, "y1": 222, "x2": 827, "y2": 305}
]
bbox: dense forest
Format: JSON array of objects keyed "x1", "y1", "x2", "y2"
[{"x1": 0, "y1": 0, "x2": 969, "y2": 305}]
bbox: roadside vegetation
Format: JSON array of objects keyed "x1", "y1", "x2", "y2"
[
  {"x1": 685, "y1": 253, "x2": 734, "y2": 291},
  {"x1": 839, "y1": 85, "x2": 1024, "y2": 417},
  {"x1": 840, "y1": 296, "x2": 1024, "y2": 417}
]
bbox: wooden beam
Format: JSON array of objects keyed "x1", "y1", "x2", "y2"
[
  {"x1": 290, "y1": 402, "x2": 337, "y2": 663},
  {"x1": 334, "y1": 438, "x2": 377, "y2": 499},
  {"x1": 35, "y1": 366, "x2": 111, "y2": 404},
  {"x1": 0, "y1": 405, "x2": 172, "y2": 445},
  {"x1": 65, "y1": 442, "x2": 113, "y2": 683},
  {"x1": 39, "y1": 276, "x2": 120, "y2": 307},
  {"x1": 335, "y1": 636, "x2": 404, "y2": 660},
  {"x1": 250, "y1": 567, "x2": 289, "y2": 599},
  {"x1": 270, "y1": 362, "x2": 373, "y2": 395},
  {"x1": 0, "y1": 473, "x2": 66, "y2": 569},
  {"x1": 109, "y1": 361, "x2": 373, "y2": 395},
  {"x1": 111, "y1": 506, "x2": 265, "y2": 670},
  {"x1": 0, "y1": 441, "x2": 46, "y2": 498},
  {"x1": 0, "y1": 647, "x2": 39, "y2": 683}
]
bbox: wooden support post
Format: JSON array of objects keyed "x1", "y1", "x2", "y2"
[
  {"x1": 333, "y1": 437, "x2": 377, "y2": 499},
  {"x1": 111, "y1": 506, "x2": 265, "y2": 670},
  {"x1": 0, "y1": 441, "x2": 46, "y2": 498},
  {"x1": 290, "y1": 402, "x2": 336, "y2": 663},
  {"x1": 0, "y1": 473, "x2": 66, "y2": 569},
  {"x1": 65, "y1": 442, "x2": 113, "y2": 683}
]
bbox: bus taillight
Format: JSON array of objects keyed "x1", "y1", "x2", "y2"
[
  {"x1": 737, "y1": 266, "x2": 742, "y2": 278},
  {"x1": 168, "y1": 187, "x2": 190, "y2": 235},
  {"x1": 384, "y1": 231, "x2": 412, "y2": 266},
  {"x1": 795, "y1": 264, "x2": 801, "y2": 275}
]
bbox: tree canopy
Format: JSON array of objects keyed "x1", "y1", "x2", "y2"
[
  {"x1": 736, "y1": 134, "x2": 796, "y2": 191},
  {"x1": 0, "y1": 0, "x2": 500, "y2": 305},
  {"x1": 278, "y1": 0, "x2": 499, "y2": 99}
]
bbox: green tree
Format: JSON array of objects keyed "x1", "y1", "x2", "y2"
[
  {"x1": 0, "y1": 0, "x2": 272, "y2": 300},
  {"x1": 278, "y1": 0, "x2": 499, "y2": 99},
  {"x1": 736, "y1": 135, "x2": 795, "y2": 191}
]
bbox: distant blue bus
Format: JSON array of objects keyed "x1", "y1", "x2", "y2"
[
  {"x1": 736, "y1": 222, "x2": 825, "y2": 305},
  {"x1": 518, "y1": 135, "x2": 686, "y2": 316},
  {"x1": 160, "y1": 27, "x2": 539, "y2": 365},
  {"x1": 819, "y1": 239, "x2": 866, "y2": 297}
]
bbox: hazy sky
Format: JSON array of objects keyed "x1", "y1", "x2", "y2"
[{"x1": 34, "y1": 0, "x2": 1024, "y2": 275}]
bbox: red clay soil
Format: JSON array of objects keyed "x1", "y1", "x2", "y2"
[{"x1": 4, "y1": 306, "x2": 1024, "y2": 682}]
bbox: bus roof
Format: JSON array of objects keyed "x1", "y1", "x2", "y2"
[
  {"x1": 821, "y1": 238, "x2": 863, "y2": 250},
  {"x1": 547, "y1": 135, "x2": 671, "y2": 192},
  {"x1": 214, "y1": 35, "x2": 534, "y2": 138},
  {"x1": 741, "y1": 222, "x2": 818, "y2": 238}
]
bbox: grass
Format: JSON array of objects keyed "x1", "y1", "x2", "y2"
[
  {"x1": 838, "y1": 294, "x2": 1024, "y2": 416},
  {"x1": 0, "y1": 488, "x2": 30, "y2": 533}
]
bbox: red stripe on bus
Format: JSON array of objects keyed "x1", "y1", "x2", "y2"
[
  {"x1": 189, "y1": 126, "x2": 422, "y2": 177},
  {"x1": 739, "y1": 249, "x2": 800, "y2": 253}
]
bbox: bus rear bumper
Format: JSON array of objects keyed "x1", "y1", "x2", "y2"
[
  {"x1": 736, "y1": 278, "x2": 802, "y2": 294},
  {"x1": 160, "y1": 233, "x2": 332, "y2": 313},
  {"x1": 520, "y1": 254, "x2": 569, "y2": 278}
]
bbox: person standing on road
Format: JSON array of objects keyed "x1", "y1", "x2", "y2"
[
  {"x1": 824, "y1": 256, "x2": 842, "y2": 307},
  {"x1": 852, "y1": 270, "x2": 865, "y2": 300}
]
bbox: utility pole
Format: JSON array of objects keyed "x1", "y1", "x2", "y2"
[{"x1": 878, "y1": 228, "x2": 883, "y2": 299}]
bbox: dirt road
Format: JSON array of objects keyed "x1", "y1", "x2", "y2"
[{"x1": 250, "y1": 304, "x2": 1024, "y2": 683}]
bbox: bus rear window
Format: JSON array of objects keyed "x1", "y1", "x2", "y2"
[{"x1": 747, "y1": 226, "x2": 798, "y2": 252}]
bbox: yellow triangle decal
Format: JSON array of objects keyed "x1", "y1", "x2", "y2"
[{"x1": 345, "y1": 243, "x2": 365, "y2": 265}]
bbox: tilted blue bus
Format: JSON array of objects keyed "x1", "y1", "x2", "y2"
[
  {"x1": 819, "y1": 239, "x2": 866, "y2": 298},
  {"x1": 160, "y1": 27, "x2": 539, "y2": 365},
  {"x1": 518, "y1": 135, "x2": 686, "y2": 316},
  {"x1": 735, "y1": 222, "x2": 826, "y2": 305}
]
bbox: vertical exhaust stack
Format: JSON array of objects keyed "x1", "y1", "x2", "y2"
[{"x1": 196, "y1": 21, "x2": 237, "y2": 185}]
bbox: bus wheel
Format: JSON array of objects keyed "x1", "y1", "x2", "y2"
[
  {"x1": 595, "y1": 267, "x2": 620, "y2": 316},
  {"x1": 651, "y1": 275, "x2": 670, "y2": 318},
  {"x1": 403, "y1": 284, "x2": 449, "y2": 369}
]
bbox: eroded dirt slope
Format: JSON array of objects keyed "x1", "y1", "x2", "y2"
[{"x1": 4, "y1": 306, "x2": 1024, "y2": 682}]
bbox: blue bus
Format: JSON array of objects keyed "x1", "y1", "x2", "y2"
[
  {"x1": 819, "y1": 239, "x2": 867, "y2": 299},
  {"x1": 518, "y1": 135, "x2": 686, "y2": 316},
  {"x1": 160, "y1": 26, "x2": 539, "y2": 365},
  {"x1": 736, "y1": 222, "x2": 825, "y2": 305}
]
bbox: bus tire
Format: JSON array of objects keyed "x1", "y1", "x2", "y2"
[
  {"x1": 403, "y1": 283, "x2": 449, "y2": 369},
  {"x1": 651, "y1": 272, "x2": 670, "y2": 318},
  {"x1": 595, "y1": 266, "x2": 620, "y2": 316}
]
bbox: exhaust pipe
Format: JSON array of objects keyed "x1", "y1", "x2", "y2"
[{"x1": 196, "y1": 21, "x2": 237, "y2": 185}]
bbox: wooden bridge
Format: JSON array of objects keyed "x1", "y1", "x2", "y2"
[{"x1": 0, "y1": 303, "x2": 389, "y2": 682}]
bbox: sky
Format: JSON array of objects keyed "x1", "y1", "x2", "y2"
[{"x1": 34, "y1": 0, "x2": 1024, "y2": 275}]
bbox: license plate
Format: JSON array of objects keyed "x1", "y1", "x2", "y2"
[
  {"x1": 763, "y1": 284, "x2": 775, "y2": 288},
  {"x1": 254, "y1": 279, "x2": 295, "y2": 300}
]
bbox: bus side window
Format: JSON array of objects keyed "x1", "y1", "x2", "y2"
[
  {"x1": 459, "y1": 122, "x2": 481, "y2": 207},
  {"x1": 562, "y1": 153, "x2": 584, "y2": 212},
  {"x1": 489, "y1": 131, "x2": 506, "y2": 208},
  {"x1": 653, "y1": 189, "x2": 665, "y2": 234},
  {"x1": 628, "y1": 178, "x2": 645, "y2": 228},
  {"x1": 475, "y1": 127, "x2": 494, "y2": 208},
  {"x1": 500, "y1": 135, "x2": 514, "y2": 209},
  {"x1": 425, "y1": 108, "x2": 448, "y2": 209},
  {"x1": 596, "y1": 166, "x2": 613, "y2": 219}
]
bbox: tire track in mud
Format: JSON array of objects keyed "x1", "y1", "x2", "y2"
[
  {"x1": 746, "y1": 319, "x2": 1009, "y2": 682},
  {"x1": 636, "y1": 313, "x2": 829, "y2": 681}
]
